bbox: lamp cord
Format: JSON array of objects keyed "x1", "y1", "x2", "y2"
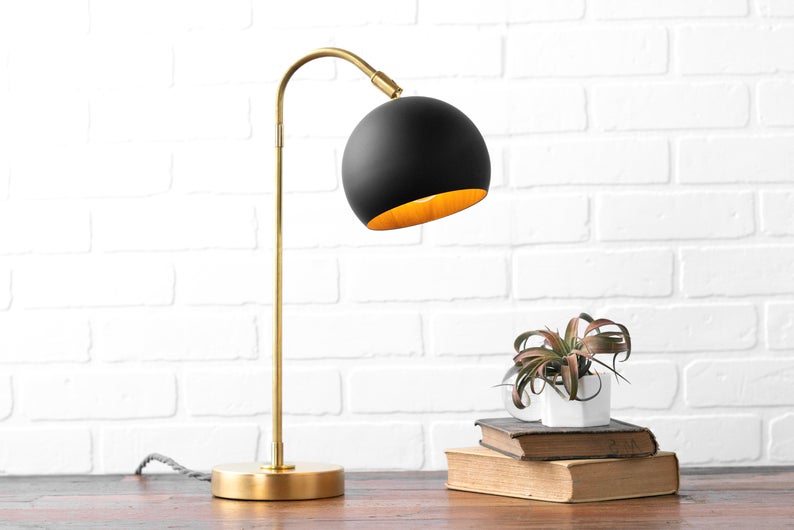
[{"x1": 134, "y1": 453, "x2": 212, "y2": 482}]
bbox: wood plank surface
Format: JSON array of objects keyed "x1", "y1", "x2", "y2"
[{"x1": 0, "y1": 468, "x2": 792, "y2": 528}]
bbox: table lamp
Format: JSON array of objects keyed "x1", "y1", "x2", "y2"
[{"x1": 211, "y1": 48, "x2": 490, "y2": 501}]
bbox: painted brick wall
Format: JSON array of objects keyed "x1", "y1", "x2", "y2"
[{"x1": 1, "y1": 0, "x2": 793, "y2": 474}]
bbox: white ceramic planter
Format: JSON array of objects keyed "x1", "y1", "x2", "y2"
[
  {"x1": 541, "y1": 375, "x2": 611, "y2": 428},
  {"x1": 501, "y1": 365, "x2": 542, "y2": 422}
]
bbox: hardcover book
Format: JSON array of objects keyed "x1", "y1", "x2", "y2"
[
  {"x1": 445, "y1": 446, "x2": 679, "y2": 503},
  {"x1": 476, "y1": 417, "x2": 658, "y2": 461}
]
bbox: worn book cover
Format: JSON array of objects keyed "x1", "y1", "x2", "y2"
[
  {"x1": 446, "y1": 446, "x2": 679, "y2": 503},
  {"x1": 476, "y1": 417, "x2": 659, "y2": 461}
]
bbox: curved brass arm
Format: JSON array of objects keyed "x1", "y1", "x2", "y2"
[
  {"x1": 275, "y1": 47, "x2": 402, "y2": 139},
  {"x1": 269, "y1": 49, "x2": 402, "y2": 470}
]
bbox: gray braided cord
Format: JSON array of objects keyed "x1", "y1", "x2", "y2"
[{"x1": 134, "y1": 453, "x2": 212, "y2": 482}]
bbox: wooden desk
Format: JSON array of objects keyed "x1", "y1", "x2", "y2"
[{"x1": 1, "y1": 468, "x2": 792, "y2": 528}]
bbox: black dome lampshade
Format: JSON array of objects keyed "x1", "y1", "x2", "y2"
[{"x1": 342, "y1": 96, "x2": 491, "y2": 230}]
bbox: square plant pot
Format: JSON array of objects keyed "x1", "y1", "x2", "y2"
[{"x1": 541, "y1": 375, "x2": 611, "y2": 428}]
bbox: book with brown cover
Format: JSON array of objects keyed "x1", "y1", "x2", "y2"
[
  {"x1": 445, "y1": 446, "x2": 679, "y2": 503},
  {"x1": 476, "y1": 417, "x2": 658, "y2": 461}
]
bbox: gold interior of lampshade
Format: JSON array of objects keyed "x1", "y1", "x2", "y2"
[{"x1": 366, "y1": 188, "x2": 488, "y2": 230}]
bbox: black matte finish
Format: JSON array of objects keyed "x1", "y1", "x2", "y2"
[{"x1": 342, "y1": 96, "x2": 490, "y2": 228}]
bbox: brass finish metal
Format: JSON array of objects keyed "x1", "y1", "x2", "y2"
[
  {"x1": 262, "y1": 443, "x2": 294, "y2": 472},
  {"x1": 212, "y1": 462, "x2": 344, "y2": 501},
  {"x1": 370, "y1": 71, "x2": 402, "y2": 99},
  {"x1": 211, "y1": 48, "x2": 401, "y2": 500}
]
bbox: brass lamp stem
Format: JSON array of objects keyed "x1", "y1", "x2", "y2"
[{"x1": 269, "y1": 48, "x2": 402, "y2": 470}]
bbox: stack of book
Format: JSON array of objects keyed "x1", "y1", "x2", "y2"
[{"x1": 446, "y1": 417, "x2": 679, "y2": 503}]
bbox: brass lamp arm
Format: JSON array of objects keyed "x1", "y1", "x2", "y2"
[
  {"x1": 269, "y1": 48, "x2": 402, "y2": 471},
  {"x1": 275, "y1": 47, "x2": 403, "y2": 144}
]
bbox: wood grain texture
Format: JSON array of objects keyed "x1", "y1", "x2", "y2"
[{"x1": 0, "y1": 468, "x2": 792, "y2": 529}]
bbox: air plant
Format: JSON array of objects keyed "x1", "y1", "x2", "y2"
[{"x1": 511, "y1": 313, "x2": 631, "y2": 409}]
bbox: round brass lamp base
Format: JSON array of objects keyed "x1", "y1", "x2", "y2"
[{"x1": 211, "y1": 462, "x2": 344, "y2": 501}]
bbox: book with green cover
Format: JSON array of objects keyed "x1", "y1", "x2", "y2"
[{"x1": 476, "y1": 417, "x2": 659, "y2": 461}]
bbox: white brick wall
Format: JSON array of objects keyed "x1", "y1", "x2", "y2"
[
  {"x1": 1, "y1": 0, "x2": 793, "y2": 475},
  {"x1": 591, "y1": 0, "x2": 749, "y2": 19},
  {"x1": 511, "y1": 138, "x2": 670, "y2": 186},
  {"x1": 0, "y1": 313, "x2": 90, "y2": 363},
  {"x1": 758, "y1": 80, "x2": 794, "y2": 126},
  {"x1": 0, "y1": 428, "x2": 92, "y2": 474},
  {"x1": 278, "y1": 421, "x2": 425, "y2": 469},
  {"x1": 101, "y1": 424, "x2": 258, "y2": 474},
  {"x1": 12, "y1": 145, "x2": 172, "y2": 198},
  {"x1": 94, "y1": 312, "x2": 258, "y2": 362},
  {"x1": 595, "y1": 191, "x2": 754, "y2": 240},
  {"x1": 678, "y1": 136, "x2": 794, "y2": 183},
  {"x1": 638, "y1": 415, "x2": 762, "y2": 464},
  {"x1": 767, "y1": 302, "x2": 794, "y2": 349},
  {"x1": 676, "y1": 25, "x2": 794, "y2": 74},
  {"x1": 593, "y1": 83, "x2": 750, "y2": 130},
  {"x1": 507, "y1": 27, "x2": 668, "y2": 77},
  {"x1": 761, "y1": 190, "x2": 794, "y2": 234},
  {"x1": 514, "y1": 249, "x2": 674, "y2": 298},
  {"x1": 681, "y1": 246, "x2": 794, "y2": 296},
  {"x1": 20, "y1": 370, "x2": 177, "y2": 420}
]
